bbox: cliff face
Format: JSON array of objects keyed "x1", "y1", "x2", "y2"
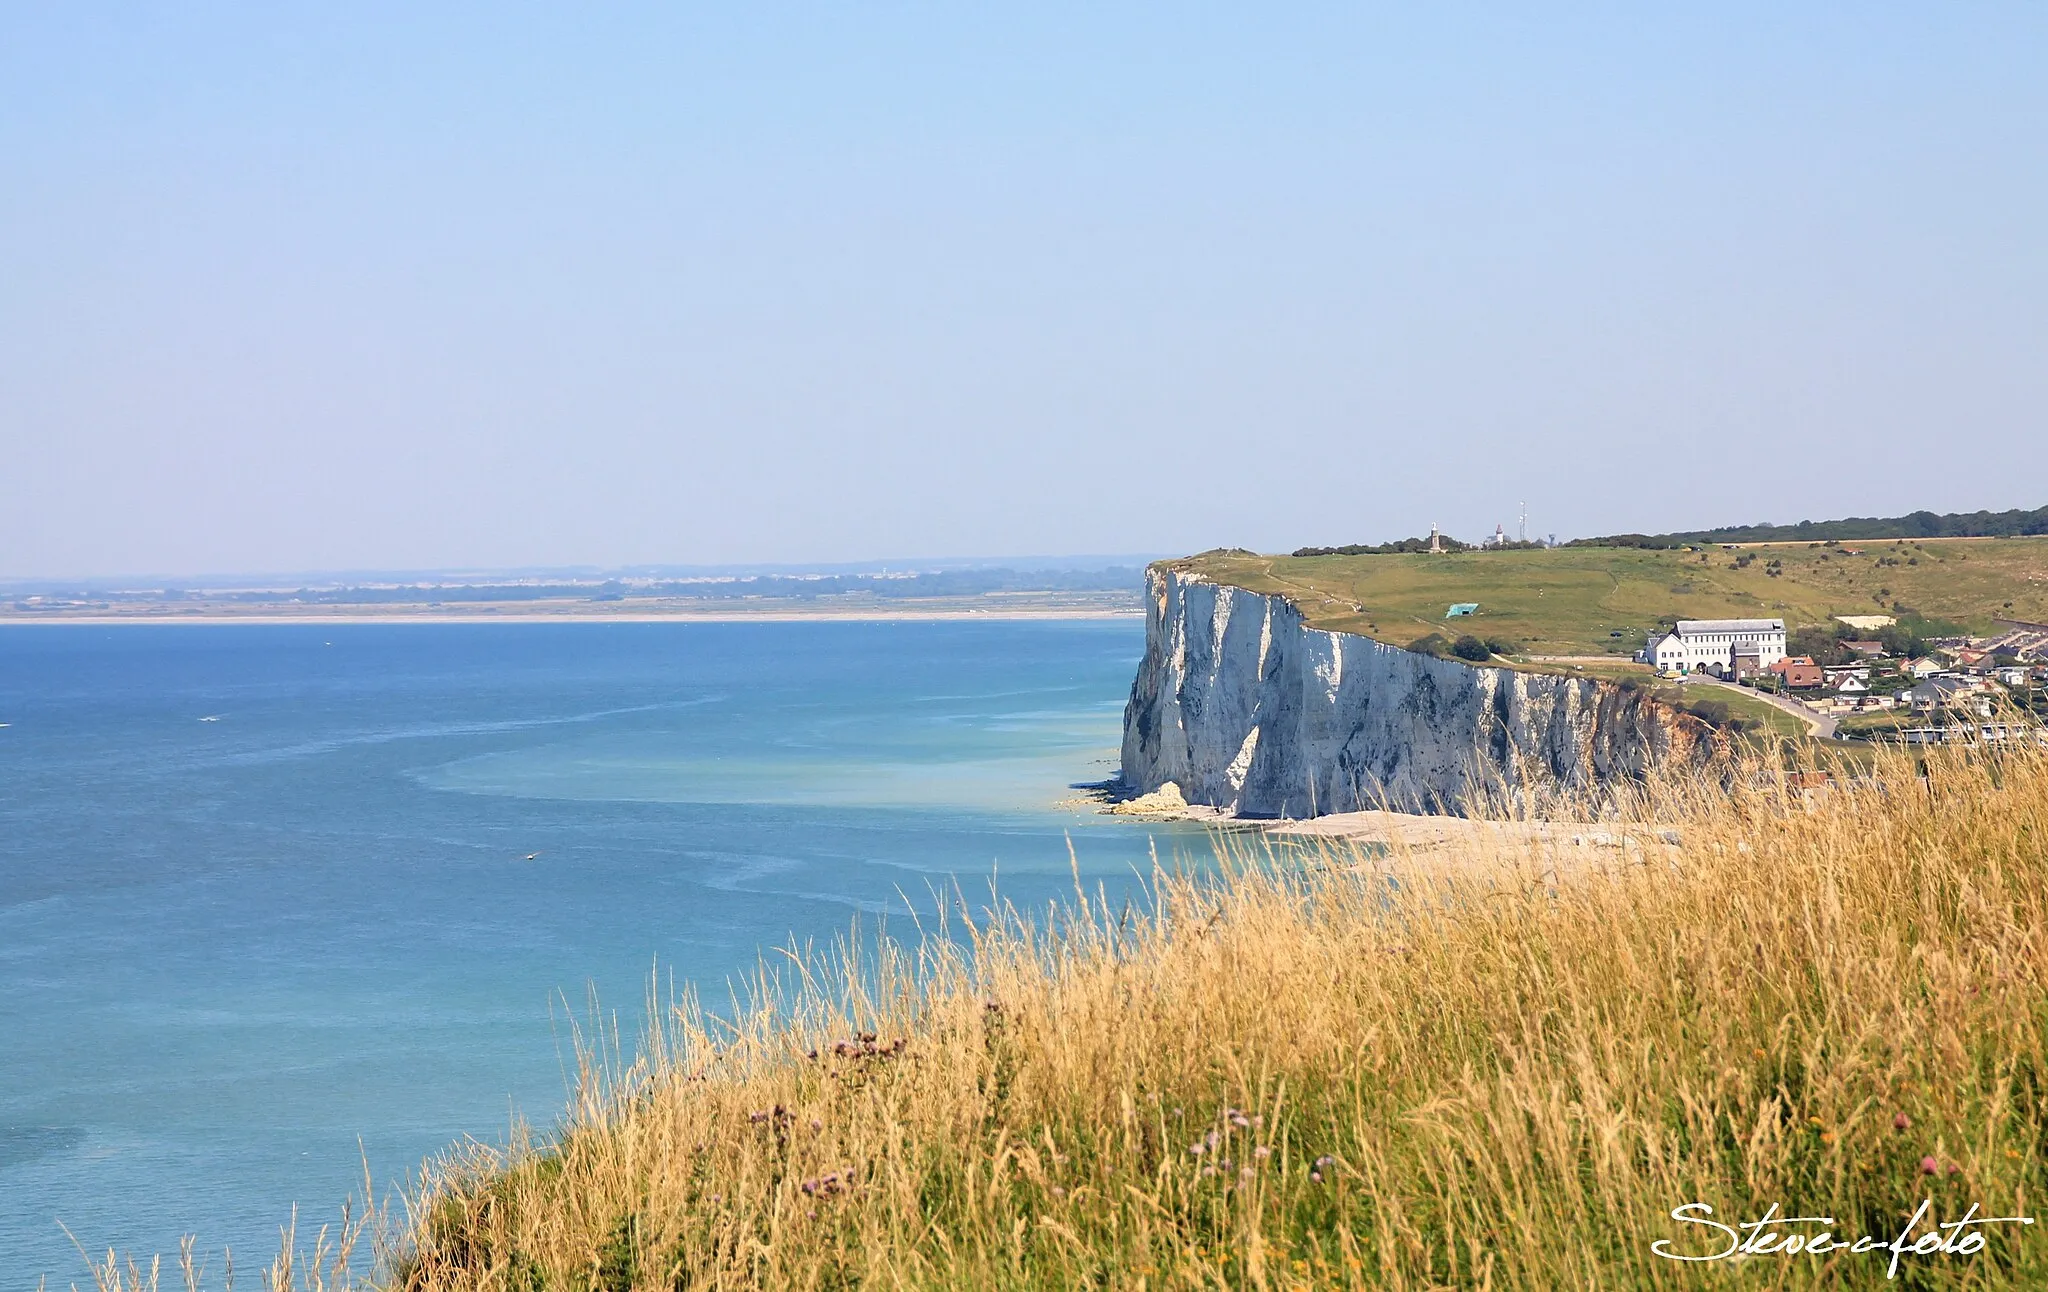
[{"x1": 1120, "y1": 566, "x2": 1713, "y2": 818}]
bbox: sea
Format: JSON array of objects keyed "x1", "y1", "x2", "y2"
[{"x1": 0, "y1": 619, "x2": 1214, "y2": 1283}]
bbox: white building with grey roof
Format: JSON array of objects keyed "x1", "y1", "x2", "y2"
[{"x1": 1646, "y1": 618, "x2": 1787, "y2": 676}]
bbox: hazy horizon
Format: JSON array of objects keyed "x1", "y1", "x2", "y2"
[
  {"x1": 0, "y1": 552, "x2": 1168, "y2": 589},
  {"x1": 6, "y1": 6, "x2": 2044, "y2": 576}
]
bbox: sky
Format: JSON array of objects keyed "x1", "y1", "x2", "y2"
[{"x1": 3, "y1": 5, "x2": 2044, "y2": 578}]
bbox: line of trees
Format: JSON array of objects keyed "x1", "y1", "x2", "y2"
[
  {"x1": 1294, "y1": 536, "x2": 1472, "y2": 556},
  {"x1": 1292, "y1": 537, "x2": 1550, "y2": 557},
  {"x1": 1568, "y1": 505, "x2": 2048, "y2": 549}
]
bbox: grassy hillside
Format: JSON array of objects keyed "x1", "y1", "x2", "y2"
[
  {"x1": 1175, "y1": 536, "x2": 2048, "y2": 658},
  {"x1": 182, "y1": 744, "x2": 2048, "y2": 1290}
]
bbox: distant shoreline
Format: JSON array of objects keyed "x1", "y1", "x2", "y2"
[{"x1": 0, "y1": 608, "x2": 1144, "y2": 626}]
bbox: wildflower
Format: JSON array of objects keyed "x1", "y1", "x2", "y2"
[
  {"x1": 1893, "y1": 1112, "x2": 1911, "y2": 1131},
  {"x1": 1254, "y1": 1146, "x2": 1271, "y2": 1160},
  {"x1": 1203, "y1": 1165, "x2": 1218, "y2": 1177},
  {"x1": 810, "y1": 1119, "x2": 822, "y2": 1132},
  {"x1": 1190, "y1": 1143, "x2": 1205, "y2": 1156},
  {"x1": 1310, "y1": 1171, "x2": 1323, "y2": 1184},
  {"x1": 1921, "y1": 1155, "x2": 1940, "y2": 1175},
  {"x1": 1051, "y1": 1186, "x2": 1066, "y2": 1199},
  {"x1": 1240, "y1": 1166, "x2": 1255, "y2": 1180}
]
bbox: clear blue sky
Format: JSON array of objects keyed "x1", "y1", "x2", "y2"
[{"x1": 4, "y1": 5, "x2": 2043, "y2": 576}]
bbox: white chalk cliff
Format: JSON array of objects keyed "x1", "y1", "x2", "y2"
[{"x1": 1120, "y1": 565, "x2": 1715, "y2": 818}]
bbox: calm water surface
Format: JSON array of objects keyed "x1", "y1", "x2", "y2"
[{"x1": 0, "y1": 621, "x2": 1210, "y2": 1282}]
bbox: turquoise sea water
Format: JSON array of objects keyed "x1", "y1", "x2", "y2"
[{"x1": 0, "y1": 621, "x2": 1206, "y2": 1283}]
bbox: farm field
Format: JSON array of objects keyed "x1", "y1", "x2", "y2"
[{"x1": 1175, "y1": 536, "x2": 2048, "y2": 659}]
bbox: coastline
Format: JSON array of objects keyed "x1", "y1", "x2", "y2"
[
  {"x1": 1107, "y1": 802, "x2": 1665, "y2": 853},
  {"x1": 0, "y1": 608, "x2": 1145, "y2": 626}
]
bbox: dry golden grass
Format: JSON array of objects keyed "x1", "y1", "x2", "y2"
[{"x1": 81, "y1": 744, "x2": 2048, "y2": 1289}]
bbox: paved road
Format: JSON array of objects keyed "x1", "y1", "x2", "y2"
[{"x1": 1683, "y1": 676, "x2": 1838, "y2": 738}]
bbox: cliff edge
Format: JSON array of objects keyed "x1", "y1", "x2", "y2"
[{"x1": 1120, "y1": 564, "x2": 1716, "y2": 818}]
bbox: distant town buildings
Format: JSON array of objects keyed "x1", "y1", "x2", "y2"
[{"x1": 1631, "y1": 603, "x2": 2047, "y2": 744}]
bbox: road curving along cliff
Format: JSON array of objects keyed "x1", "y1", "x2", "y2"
[{"x1": 1120, "y1": 564, "x2": 1720, "y2": 818}]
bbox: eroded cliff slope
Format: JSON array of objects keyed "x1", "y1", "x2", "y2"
[{"x1": 1121, "y1": 565, "x2": 1715, "y2": 818}]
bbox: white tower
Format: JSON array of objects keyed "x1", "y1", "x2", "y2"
[
  {"x1": 1519, "y1": 502, "x2": 1528, "y2": 543},
  {"x1": 1427, "y1": 523, "x2": 1443, "y2": 555}
]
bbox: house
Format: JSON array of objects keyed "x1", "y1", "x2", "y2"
[
  {"x1": 1646, "y1": 619, "x2": 1787, "y2": 677},
  {"x1": 1445, "y1": 603, "x2": 1478, "y2": 618},
  {"x1": 1843, "y1": 640, "x2": 1888, "y2": 658},
  {"x1": 1994, "y1": 665, "x2": 2030, "y2": 687},
  {"x1": 1832, "y1": 674, "x2": 1870, "y2": 695},
  {"x1": 1908, "y1": 675, "x2": 1992, "y2": 716},
  {"x1": 1905, "y1": 657, "x2": 1946, "y2": 679},
  {"x1": 1823, "y1": 665, "x2": 1871, "y2": 686},
  {"x1": 1770, "y1": 656, "x2": 1824, "y2": 689}
]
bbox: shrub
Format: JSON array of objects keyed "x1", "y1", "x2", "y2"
[
  {"x1": 1406, "y1": 633, "x2": 1449, "y2": 657},
  {"x1": 1482, "y1": 636, "x2": 1521, "y2": 658},
  {"x1": 1451, "y1": 635, "x2": 1491, "y2": 662},
  {"x1": 1686, "y1": 697, "x2": 1732, "y2": 727}
]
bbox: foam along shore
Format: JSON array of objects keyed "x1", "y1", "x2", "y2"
[{"x1": 1101, "y1": 780, "x2": 1672, "y2": 855}]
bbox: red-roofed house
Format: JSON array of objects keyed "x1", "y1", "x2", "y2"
[{"x1": 1769, "y1": 656, "x2": 1823, "y2": 689}]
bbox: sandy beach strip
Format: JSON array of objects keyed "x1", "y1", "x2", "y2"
[{"x1": 1102, "y1": 800, "x2": 1673, "y2": 858}]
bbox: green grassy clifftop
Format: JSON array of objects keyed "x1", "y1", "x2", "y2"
[{"x1": 1173, "y1": 535, "x2": 2048, "y2": 659}]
